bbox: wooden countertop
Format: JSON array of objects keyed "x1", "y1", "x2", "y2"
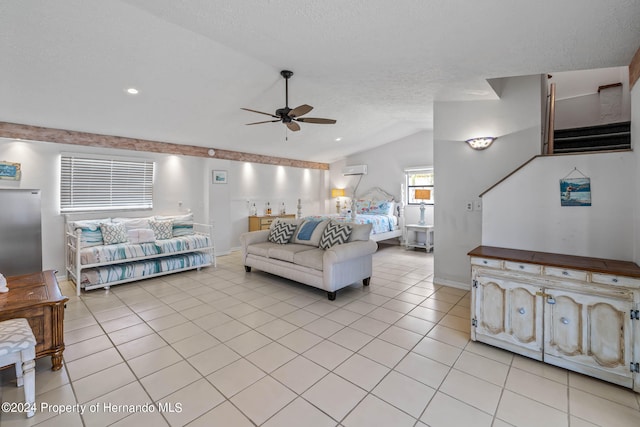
[{"x1": 468, "y1": 246, "x2": 640, "y2": 278}]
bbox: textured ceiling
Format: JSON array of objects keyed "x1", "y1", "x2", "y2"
[{"x1": 1, "y1": 1, "x2": 639, "y2": 163}]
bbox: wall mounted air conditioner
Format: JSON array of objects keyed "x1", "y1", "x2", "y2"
[{"x1": 342, "y1": 165, "x2": 368, "y2": 176}]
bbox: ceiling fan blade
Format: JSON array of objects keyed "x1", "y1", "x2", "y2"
[
  {"x1": 295, "y1": 117, "x2": 337, "y2": 124},
  {"x1": 288, "y1": 104, "x2": 313, "y2": 118},
  {"x1": 246, "y1": 120, "x2": 280, "y2": 125},
  {"x1": 241, "y1": 107, "x2": 279, "y2": 118},
  {"x1": 286, "y1": 122, "x2": 301, "y2": 132}
]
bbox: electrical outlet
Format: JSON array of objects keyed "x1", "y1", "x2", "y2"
[
  {"x1": 475, "y1": 199, "x2": 482, "y2": 211},
  {"x1": 465, "y1": 201, "x2": 473, "y2": 211}
]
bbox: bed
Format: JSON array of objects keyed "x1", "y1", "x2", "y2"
[{"x1": 302, "y1": 187, "x2": 405, "y2": 243}]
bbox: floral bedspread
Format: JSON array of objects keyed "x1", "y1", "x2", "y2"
[{"x1": 303, "y1": 214, "x2": 397, "y2": 234}]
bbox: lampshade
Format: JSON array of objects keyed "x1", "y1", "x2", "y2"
[
  {"x1": 466, "y1": 137, "x2": 496, "y2": 150},
  {"x1": 414, "y1": 189, "x2": 431, "y2": 200},
  {"x1": 331, "y1": 188, "x2": 345, "y2": 198}
]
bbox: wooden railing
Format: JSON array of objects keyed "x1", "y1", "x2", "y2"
[{"x1": 546, "y1": 82, "x2": 556, "y2": 155}]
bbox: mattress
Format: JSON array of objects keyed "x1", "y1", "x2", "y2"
[{"x1": 80, "y1": 252, "x2": 212, "y2": 287}]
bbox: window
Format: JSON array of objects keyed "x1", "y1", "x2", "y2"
[
  {"x1": 406, "y1": 168, "x2": 434, "y2": 205},
  {"x1": 60, "y1": 154, "x2": 154, "y2": 212}
]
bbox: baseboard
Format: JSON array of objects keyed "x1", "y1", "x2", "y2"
[{"x1": 433, "y1": 276, "x2": 470, "y2": 290}]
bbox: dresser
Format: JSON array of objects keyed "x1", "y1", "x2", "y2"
[
  {"x1": 0, "y1": 270, "x2": 68, "y2": 370},
  {"x1": 468, "y1": 246, "x2": 640, "y2": 393},
  {"x1": 248, "y1": 214, "x2": 296, "y2": 231}
]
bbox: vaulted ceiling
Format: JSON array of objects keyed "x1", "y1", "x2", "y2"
[{"x1": 1, "y1": 1, "x2": 638, "y2": 163}]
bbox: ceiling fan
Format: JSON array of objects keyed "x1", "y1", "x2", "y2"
[{"x1": 241, "y1": 70, "x2": 336, "y2": 132}]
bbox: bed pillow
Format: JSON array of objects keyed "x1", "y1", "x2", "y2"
[
  {"x1": 347, "y1": 223, "x2": 373, "y2": 242},
  {"x1": 367, "y1": 200, "x2": 394, "y2": 215},
  {"x1": 156, "y1": 213, "x2": 194, "y2": 237},
  {"x1": 112, "y1": 216, "x2": 154, "y2": 231},
  {"x1": 319, "y1": 221, "x2": 352, "y2": 249},
  {"x1": 100, "y1": 222, "x2": 129, "y2": 245},
  {"x1": 127, "y1": 228, "x2": 156, "y2": 244},
  {"x1": 268, "y1": 221, "x2": 297, "y2": 244},
  {"x1": 292, "y1": 219, "x2": 329, "y2": 247},
  {"x1": 150, "y1": 219, "x2": 174, "y2": 240},
  {"x1": 68, "y1": 219, "x2": 111, "y2": 248},
  {"x1": 354, "y1": 199, "x2": 371, "y2": 214}
]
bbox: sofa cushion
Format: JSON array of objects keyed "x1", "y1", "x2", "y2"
[
  {"x1": 100, "y1": 222, "x2": 128, "y2": 245},
  {"x1": 293, "y1": 248, "x2": 325, "y2": 271},
  {"x1": 246, "y1": 242, "x2": 275, "y2": 258},
  {"x1": 268, "y1": 244, "x2": 316, "y2": 263},
  {"x1": 292, "y1": 219, "x2": 329, "y2": 246},
  {"x1": 150, "y1": 219, "x2": 173, "y2": 240},
  {"x1": 347, "y1": 223, "x2": 373, "y2": 242},
  {"x1": 319, "y1": 221, "x2": 352, "y2": 249},
  {"x1": 268, "y1": 221, "x2": 297, "y2": 244}
]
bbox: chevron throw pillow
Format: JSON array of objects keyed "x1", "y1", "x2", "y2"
[
  {"x1": 268, "y1": 221, "x2": 297, "y2": 244},
  {"x1": 319, "y1": 221, "x2": 352, "y2": 249}
]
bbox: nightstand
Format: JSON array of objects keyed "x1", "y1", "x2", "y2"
[{"x1": 405, "y1": 224, "x2": 434, "y2": 252}]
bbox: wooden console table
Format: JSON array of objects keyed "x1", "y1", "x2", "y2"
[
  {"x1": 0, "y1": 270, "x2": 68, "y2": 371},
  {"x1": 248, "y1": 214, "x2": 296, "y2": 231}
]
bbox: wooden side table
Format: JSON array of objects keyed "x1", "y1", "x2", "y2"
[
  {"x1": 405, "y1": 224, "x2": 434, "y2": 252},
  {"x1": 0, "y1": 270, "x2": 68, "y2": 370},
  {"x1": 248, "y1": 214, "x2": 296, "y2": 231}
]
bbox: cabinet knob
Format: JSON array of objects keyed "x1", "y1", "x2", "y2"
[
  {"x1": 519, "y1": 265, "x2": 525, "y2": 269},
  {"x1": 547, "y1": 296, "x2": 556, "y2": 305},
  {"x1": 612, "y1": 278, "x2": 618, "y2": 283},
  {"x1": 560, "y1": 317, "x2": 570, "y2": 325},
  {"x1": 562, "y1": 271, "x2": 569, "y2": 276},
  {"x1": 518, "y1": 307, "x2": 526, "y2": 315},
  {"x1": 483, "y1": 260, "x2": 488, "y2": 264}
]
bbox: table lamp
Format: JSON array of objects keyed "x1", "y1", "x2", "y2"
[
  {"x1": 331, "y1": 188, "x2": 345, "y2": 213},
  {"x1": 414, "y1": 189, "x2": 431, "y2": 225}
]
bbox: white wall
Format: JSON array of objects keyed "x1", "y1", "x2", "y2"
[
  {"x1": 329, "y1": 130, "x2": 434, "y2": 227},
  {"x1": 483, "y1": 152, "x2": 635, "y2": 260},
  {"x1": 552, "y1": 67, "x2": 631, "y2": 130},
  {"x1": 223, "y1": 162, "x2": 325, "y2": 252},
  {"x1": 0, "y1": 138, "x2": 325, "y2": 275},
  {"x1": 433, "y1": 75, "x2": 544, "y2": 288},
  {"x1": 633, "y1": 80, "x2": 640, "y2": 264}
]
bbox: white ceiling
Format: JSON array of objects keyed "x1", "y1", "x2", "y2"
[{"x1": 1, "y1": 1, "x2": 639, "y2": 163}]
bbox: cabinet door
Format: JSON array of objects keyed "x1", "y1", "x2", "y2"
[
  {"x1": 472, "y1": 273, "x2": 543, "y2": 360},
  {"x1": 543, "y1": 289, "x2": 634, "y2": 388}
]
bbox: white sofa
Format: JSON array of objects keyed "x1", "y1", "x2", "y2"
[
  {"x1": 240, "y1": 218, "x2": 378, "y2": 300},
  {"x1": 65, "y1": 213, "x2": 214, "y2": 296}
]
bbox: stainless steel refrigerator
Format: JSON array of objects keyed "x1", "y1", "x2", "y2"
[{"x1": 0, "y1": 189, "x2": 42, "y2": 276}]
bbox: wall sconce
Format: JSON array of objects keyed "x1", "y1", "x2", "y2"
[
  {"x1": 466, "y1": 137, "x2": 496, "y2": 150},
  {"x1": 414, "y1": 189, "x2": 431, "y2": 225},
  {"x1": 331, "y1": 188, "x2": 345, "y2": 213}
]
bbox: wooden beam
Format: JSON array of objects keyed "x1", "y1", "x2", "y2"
[
  {"x1": 630, "y1": 44, "x2": 640, "y2": 89},
  {"x1": 0, "y1": 121, "x2": 329, "y2": 170}
]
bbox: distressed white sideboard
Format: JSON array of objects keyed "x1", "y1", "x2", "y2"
[{"x1": 468, "y1": 246, "x2": 640, "y2": 393}]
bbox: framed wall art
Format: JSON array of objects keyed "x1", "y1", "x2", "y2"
[
  {"x1": 0, "y1": 161, "x2": 21, "y2": 181},
  {"x1": 560, "y1": 175, "x2": 591, "y2": 207},
  {"x1": 212, "y1": 170, "x2": 228, "y2": 184}
]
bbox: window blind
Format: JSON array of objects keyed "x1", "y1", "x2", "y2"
[{"x1": 60, "y1": 155, "x2": 154, "y2": 212}]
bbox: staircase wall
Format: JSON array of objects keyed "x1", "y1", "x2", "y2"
[{"x1": 482, "y1": 151, "x2": 635, "y2": 261}]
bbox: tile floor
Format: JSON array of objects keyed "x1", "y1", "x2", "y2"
[{"x1": 1, "y1": 244, "x2": 640, "y2": 426}]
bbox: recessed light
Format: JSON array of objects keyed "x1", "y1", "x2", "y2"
[
  {"x1": 335, "y1": 137, "x2": 342, "y2": 142},
  {"x1": 126, "y1": 88, "x2": 139, "y2": 95}
]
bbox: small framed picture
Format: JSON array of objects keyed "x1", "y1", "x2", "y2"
[
  {"x1": 0, "y1": 161, "x2": 21, "y2": 181},
  {"x1": 212, "y1": 170, "x2": 227, "y2": 184}
]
